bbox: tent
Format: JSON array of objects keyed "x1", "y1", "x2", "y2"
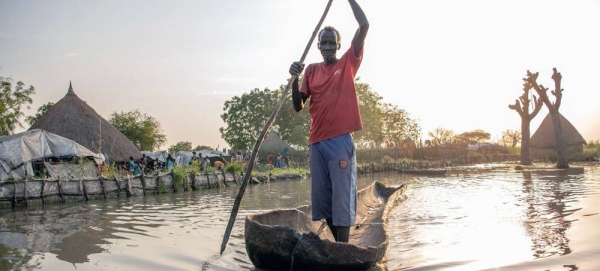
[
  {"x1": 141, "y1": 150, "x2": 168, "y2": 163},
  {"x1": 174, "y1": 150, "x2": 230, "y2": 166},
  {"x1": 0, "y1": 129, "x2": 102, "y2": 182},
  {"x1": 29, "y1": 82, "x2": 141, "y2": 163}
]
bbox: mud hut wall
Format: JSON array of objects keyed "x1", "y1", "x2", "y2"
[
  {"x1": 158, "y1": 174, "x2": 174, "y2": 188},
  {"x1": 207, "y1": 173, "x2": 219, "y2": 187},
  {"x1": 144, "y1": 175, "x2": 158, "y2": 190},
  {"x1": 193, "y1": 174, "x2": 207, "y2": 187},
  {"x1": 532, "y1": 143, "x2": 585, "y2": 160},
  {"x1": 43, "y1": 181, "x2": 59, "y2": 197},
  {"x1": 129, "y1": 177, "x2": 144, "y2": 196},
  {"x1": 103, "y1": 180, "x2": 119, "y2": 194},
  {"x1": 223, "y1": 172, "x2": 235, "y2": 182},
  {"x1": 84, "y1": 180, "x2": 103, "y2": 195},
  {"x1": 26, "y1": 181, "x2": 43, "y2": 198},
  {"x1": 0, "y1": 173, "x2": 178, "y2": 205}
]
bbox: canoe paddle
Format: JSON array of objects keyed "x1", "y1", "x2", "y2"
[{"x1": 219, "y1": 0, "x2": 334, "y2": 255}]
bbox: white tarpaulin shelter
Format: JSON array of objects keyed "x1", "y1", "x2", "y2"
[
  {"x1": 174, "y1": 150, "x2": 230, "y2": 166},
  {"x1": 141, "y1": 150, "x2": 168, "y2": 163},
  {"x1": 0, "y1": 129, "x2": 102, "y2": 182}
]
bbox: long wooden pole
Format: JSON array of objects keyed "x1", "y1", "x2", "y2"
[{"x1": 219, "y1": 0, "x2": 334, "y2": 255}]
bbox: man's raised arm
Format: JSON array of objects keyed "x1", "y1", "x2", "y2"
[{"x1": 349, "y1": 0, "x2": 369, "y2": 57}]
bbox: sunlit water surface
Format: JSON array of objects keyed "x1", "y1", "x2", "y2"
[{"x1": 1, "y1": 164, "x2": 599, "y2": 271}]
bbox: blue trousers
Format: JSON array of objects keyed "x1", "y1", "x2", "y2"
[{"x1": 309, "y1": 133, "x2": 357, "y2": 227}]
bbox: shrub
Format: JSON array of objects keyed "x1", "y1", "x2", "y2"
[
  {"x1": 226, "y1": 161, "x2": 245, "y2": 174},
  {"x1": 172, "y1": 166, "x2": 186, "y2": 186},
  {"x1": 381, "y1": 155, "x2": 395, "y2": 164}
]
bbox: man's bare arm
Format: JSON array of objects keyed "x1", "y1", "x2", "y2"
[
  {"x1": 349, "y1": 0, "x2": 369, "y2": 57},
  {"x1": 290, "y1": 62, "x2": 307, "y2": 112}
]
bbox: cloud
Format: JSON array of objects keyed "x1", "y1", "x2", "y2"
[{"x1": 65, "y1": 53, "x2": 82, "y2": 57}]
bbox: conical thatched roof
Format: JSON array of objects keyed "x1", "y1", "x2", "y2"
[
  {"x1": 530, "y1": 112, "x2": 586, "y2": 148},
  {"x1": 263, "y1": 130, "x2": 290, "y2": 150},
  {"x1": 29, "y1": 82, "x2": 141, "y2": 162}
]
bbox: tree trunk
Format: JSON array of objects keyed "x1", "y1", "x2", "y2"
[
  {"x1": 549, "y1": 110, "x2": 569, "y2": 168},
  {"x1": 520, "y1": 121, "x2": 532, "y2": 165}
]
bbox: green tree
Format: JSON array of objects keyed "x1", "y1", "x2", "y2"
[
  {"x1": 0, "y1": 77, "x2": 35, "y2": 135},
  {"x1": 109, "y1": 109, "x2": 166, "y2": 151},
  {"x1": 169, "y1": 141, "x2": 192, "y2": 153},
  {"x1": 220, "y1": 78, "x2": 419, "y2": 151},
  {"x1": 274, "y1": 84, "x2": 311, "y2": 149},
  {"x1": 453, "y1": 129, "x2": 491, "y2": 145},
  {"x1": 382, "y1": 103, "x2": 421, "y2": 145},
  {"x1": 354, "y1": 79, "x2": 384, "y2": 146},
  {"x1": 220, "y1": 86, "x2": 310, "y2": 150},
  {"x1": 26, "y1": 102, "x2": 54, "y2": 126},
  {"x1": 194, "y1": 145, "x2": 212, "y2": 151}
]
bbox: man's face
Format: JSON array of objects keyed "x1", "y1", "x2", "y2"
[{"x1": 318, "y1": 30, "x2": 339, "y2": 63}]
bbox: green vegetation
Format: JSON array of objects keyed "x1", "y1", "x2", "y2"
[
  {"x1": 253, "y1": 167, "x2": 308, "y2": 177},
  {"x1": 220, "y1": 78, "x2": 421, "y2": 150},
  {"x1": 0, "y1": 77, "x2": 35, "y2": 135},
  {"x1": 109, "y1": 109, "x2": 166, "y2": 151},
  {"x1": 172, "y1": 166, "x2": 186, "y2": 186},
  {"x1": 396, "y1": 158, "x2": 416, "y2": 164},
  {"x1": 157, "y1": 182, "x2": 168, "y2": 193},
  {"x1": 225, "y1": 161, "x2": 244, "y2": 174},
  {"x1": 168, "y1": 141, "x2": 192, "y2": 154},
  {"x1": 381, "y1": 155, "x2": 395, "y2": 164},
  {"x1": 583, "y1": 140, "x2": 600, "y2": 161},
  {"x1": 506, "y1": 146, "x2": 521, "y2": 155},
  {"x1": 26, "y1": 102, "x2": 54, "y2": 126}
]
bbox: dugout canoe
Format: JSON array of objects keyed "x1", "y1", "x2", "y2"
[{"x1": 244, "y1": 181, "x2": 407, "y2": 271}]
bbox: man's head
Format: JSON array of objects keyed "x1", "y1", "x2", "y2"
[{"x1": 318, "y1": 26, "x2": 341, "y2": 64}]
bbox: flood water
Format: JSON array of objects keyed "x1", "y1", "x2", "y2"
[{"x1": 1, "y1": 163, "x2": 599, "y2": 271}]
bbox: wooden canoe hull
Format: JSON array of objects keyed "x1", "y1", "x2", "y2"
[{"x1": 245, "y1": 181, "x2": 407, "y2": 271}]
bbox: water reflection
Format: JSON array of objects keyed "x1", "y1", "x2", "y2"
[
  {"x1": 522, "y1": 168, "x2": 585, "y2": 259},
  {"x1": 0, "y1": 165, "x2": 598, "y2": 271}
]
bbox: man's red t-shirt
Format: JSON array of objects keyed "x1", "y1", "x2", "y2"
[{"x1": 300, "y1": 44, "x2": 363, "y2": 145}]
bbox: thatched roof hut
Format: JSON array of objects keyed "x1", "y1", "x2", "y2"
[
  {"x1": 530, "y1": 112, "x2": 586, "y2": 158},
  {"x1": 29, "y1": 82, "x2": 141, "y2": 162},
  {"x1": 263, "y1": 131, "x2": 290, "y2": 151}
]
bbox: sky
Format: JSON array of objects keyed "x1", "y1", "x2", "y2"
[{"x1": 1, "y1": 0, "x2": 599, "y2": 150}]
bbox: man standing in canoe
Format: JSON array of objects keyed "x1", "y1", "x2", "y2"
[{"x1": 289, "y1": 0, "x2": 368, "y2": 243}]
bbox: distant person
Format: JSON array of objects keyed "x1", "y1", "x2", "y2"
[
  {"x1": 191, "y1": 151, "x2": 198, "y2": 165},
  {"x1": 214, "y1": 160, "x2": 225, "y2": 170},
  {"x1": 140, "y1": 154, "x2": 149, "y2": 173},
  {"x1": 267, "y1": 153, "x2": 273, "y2": 166},
  {"x1": 129, "y1": 156, "x2": 142, "y2": 175},
  {"x1": 201, "y1": 157, "x2": 210, "y2": 171},
  {"x1": 128, "y1": 156, "x2": 136, "y2": 173},
  {"x1": 167, "y1": 154, "x2": 175, "y2": 171}
]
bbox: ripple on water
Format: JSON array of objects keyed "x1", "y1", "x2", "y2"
[{"x1": 1, "y1": 165, "x2": 599, "y2": 270}]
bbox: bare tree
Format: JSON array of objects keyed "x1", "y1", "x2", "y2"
[
  {"x1": 428, "y1": 128, "x2": 454, "y2": 146},
  {"x1": 501, "y1": 129, "x2": 521, "y2": 147},
  {"x1": 509, "y1": 79, "x2": 543, "y2": 165},
  {"x1": 524, "y1": 68, "x2": 568, "y2": 168}
]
